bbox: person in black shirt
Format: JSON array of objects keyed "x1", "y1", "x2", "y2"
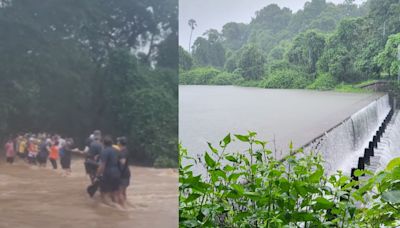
[
  {"x1": 37, "y1": 137, "x2": 50, "y2": 167},
  {"x1": 85, "y1": 134, "x2": 103, "y2": 184},
  {"x1": 60, "y1": 138, "x2": 73, "y2": 175},
  {"x1": 117, "y1": 137, "x2": 131, "y2": 206}
]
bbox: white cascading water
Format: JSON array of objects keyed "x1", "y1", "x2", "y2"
[
  {"x1": 303, "y1": 95, "x2": 391, "y2": 175},
  {"x1": 367, "y1": 111, "x2": 400, "y2": 172}
]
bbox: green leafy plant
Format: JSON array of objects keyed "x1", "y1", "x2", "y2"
[{"x1": 180, "y1": 132, "x2": 362, "y2": 227}]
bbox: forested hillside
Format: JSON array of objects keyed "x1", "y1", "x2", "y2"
[
  {"x1": 180, "y1": 0, "x2": 400, "y2": 90},
  {"x1": 0, "y1": 0, "x2": 178, "y2": 167}
]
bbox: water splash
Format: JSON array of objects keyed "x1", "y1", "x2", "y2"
[
  {"x1": 304, "y1": 95, "x2": 391, "y2": 175},
  {"x1": 366, "y1": 111, "x2": 400, "y2": 172}
]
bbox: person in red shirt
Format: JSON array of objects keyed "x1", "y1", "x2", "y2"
[{"x1": 49, "y1": 141, "x2": 59, "y2": 169}]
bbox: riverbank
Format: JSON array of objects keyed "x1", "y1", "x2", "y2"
[
  {"x1": 0, "y1": 157, "x2": 178, "y2": 228},
  {"x1": 180, "y1": 81, "x2": 374, "y2": 93},
  {"x1": 178, "y1": 67, "x2": 391, "y2": 93}
]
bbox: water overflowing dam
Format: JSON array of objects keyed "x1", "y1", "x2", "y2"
[
  {"x1": 364, "y1": 110, "x2": 400, "y2": 173},
  {"x1": 303, "y1": 95, "x2": 392, "y2": 174},
  {"x1": 180, "y1": 85, "x2": 390, "y2": 174}
]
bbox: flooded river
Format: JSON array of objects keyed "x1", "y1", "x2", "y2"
[{"x1": 0, "y1": 157, "x2": 178, "y2": 228}]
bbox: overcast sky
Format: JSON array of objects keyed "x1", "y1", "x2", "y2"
[{"x1": 179, "y1": 0, "x2": 366, "y2": 50}]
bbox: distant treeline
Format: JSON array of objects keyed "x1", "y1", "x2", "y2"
[
  {"x1": 0, "y1": 0, "x2": 178, "y2": 167},
  {"x1": 180, "y1": 0, "x2": 400, "y2": 90}
]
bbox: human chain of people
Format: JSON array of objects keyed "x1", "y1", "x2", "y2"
[{"x1": 3, "y1": 130, "x2": 131, "y2": 209}]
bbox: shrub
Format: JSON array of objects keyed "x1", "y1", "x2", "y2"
[
  {"x1": 307, "y1": 73, "x2": 337, "y2": 90},
  {"x1": 210, "y1": 72, "x2": 241, "y2": 85},
  {"x1": 334, "y1": 83, "x2": 368, "y2": 93},
  {"x1": 179, "y1": 132, "x2": 400, "y2": 227},
  {"x1": 180, "y1": 132, "x2": 359, "y2": 227},
  {"x1": 179, "y1": 67, "x2": 221, "y2": 85},
  {"x1": 262, "y1": 69, "x2": 311, "y2": 89}
]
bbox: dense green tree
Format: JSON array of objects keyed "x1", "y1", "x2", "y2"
[
  {"x1": 221, "y1": 22, "x2": 249, "y2": 50},
  {"x1": 192, "y1": 29, "x2": 226, "y2": 68},
  {"x1": 180, "y1": 0, "x2": 395, "y2": 89},
  {"x1": 0, "y1": 0, "x2": 178, "y2": 166},
  {"x1": 179, "y1": 46, "x2": 193, "y2": 71},
  {"x1": 251, "y1": 4, "x2": 292, "y2": 33},
  {"x1": 375, "y1": 33, "x2": 400, "y2": 77},
  {"x1": 238, "y1": 45, "x2": 265, "y2": 80},
  {"x1": 287, "y1": 30, "x2": 326, "y2": 76},
  {"x1": 317, "y1": 18, "x2": 366, "y2": 82}
]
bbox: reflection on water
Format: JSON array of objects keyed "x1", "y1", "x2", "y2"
[{"x1": 0, "y1": 157, "x2": 178, "y2": 228}]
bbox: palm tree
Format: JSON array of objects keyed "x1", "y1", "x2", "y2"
[{"x1": 188, "y1": 19, "x2": 197, "y2": 53}]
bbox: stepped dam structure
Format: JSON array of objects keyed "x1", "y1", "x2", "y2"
[{"x1": 303, "y1": 94, "x2": 395, "y2": 175}]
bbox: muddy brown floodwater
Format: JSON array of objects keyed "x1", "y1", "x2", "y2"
[{"x1": 0, "y1": 157, "x2": 178, "y2": 228}]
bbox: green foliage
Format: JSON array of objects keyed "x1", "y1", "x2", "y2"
[
  {"x1": 263, "y1": 69, "x2": 311, "y2": 89},
  {"x1": 180, "y1": 1, "x2": 375, "y2": 89},
  {"x1": 210, "y1": 72, "x2": 241, "y2": 85},
  {"x1": 387, "y1": 81, "x2": 400, "y2": 107},
  {"x1": 307, "y1": 73, "x2": 338, "y2": 90},
  {"x1": 267, "y1": 41, "x2": 290, "y2": 62},
  {"x1": 179, "y1": 46, "x2": 193, "y2": 71},
  {"x1": 251, "y1": 4, "x2": 292, "y2": 33},
  {"x1": 238, "y1": 45, "x2": 265, "y2": 80},
  {"x1": 179, "y1": 67, "x2": 221, "y2": 85},
  {"x1": 317, "y1": 18, "x2": 366, "y2": 83},
  {"x1": 180, "y1": 133, "x2": 360, "y2": 227},
  {"x1": 287, "y1": 30, "x2": 326, "y2": 74},
  {"x1": 221, "y1": 22, "x2": 249, "y2": 51},
  {"x1": 353, "y1": 162, "x2": 400, "y2": 226},
  {"x1": 192, "y1": 30, "x2": 226, "y2": 68},
  {"x1": 375, "y1": 33, "x2": 400, "y2": 77},
  {"x1": 0, "y1": 0, "x2": 178, "y2": 165},
  {"x1": 334, "y1": 83, "x2": 369, "y2": 93},
  {"x1": 180, "y1": 133, "x2": 400, "y2": 227}
]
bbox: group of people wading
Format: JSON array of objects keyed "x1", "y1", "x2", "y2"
[
  {"x1": 83, "y1": 130, "x2": 131, "y2": 208},
  {"x1": 3, "y1": 129, "x2": 131, "y2": 208},
  {"x1": 4, "y1": 133, "x2": 74, "y2": 175}
]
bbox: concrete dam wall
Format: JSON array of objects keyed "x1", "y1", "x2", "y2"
[{"x1": 303, "y1": 94, "x2": 392, "y2": 175}]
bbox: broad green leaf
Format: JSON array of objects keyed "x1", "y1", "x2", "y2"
[
  {"x1": 229, "y1": 172, "x2": 244, "y2": 182},
  {"x1": 381, "y1": 190, "x2": 400, "y2": 204},
  {"x1": 210, "y1": 169, "x2": 227, "y2": 181},
  {"x1": 231, "y1": 184, "x2": 245, "y2": 194},
  {"x1": 292, "y1": 212, "x2": 316, "y2": 222},
  {"x1": 204, "y1": 152, "x2": 216, "y2": 168},
  {"x1": 207, "y1": 142, "x2": 218, "y2": 154},
  {"x1": 234, "y1": 134, "x2": 249, "y2": 142},
  {"x1": 185, "y1": 193, "x2": 201, "y2": 203},
  {"x1": 309, "y1": 167, "x2": 323, "y2": 183},
  {"x1": 220, "y1": 133, "x2": 231, "y2": 147},
  {"x1": 294, "y1": 181, "x2": 307, "y2": 197},
  {"x1": 386, "y1": 157, "x2": 400, "y2": 171},
  {"x1": 243, "y1": 191, "x2": 260, "y2": 200},
  {"x1": 315, "y1": 197, "x2": 334, "y2": 210},
  {"x1": 225, "y1": 155, "x2": 238, "y2": 163},
  {"x1": 223, "y1": 165, "x2": 235, "y2": 172},
  {"x1": 354, "y1": 169, "x2": 365, "y2": 177}
]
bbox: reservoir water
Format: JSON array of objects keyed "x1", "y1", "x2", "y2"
[{"x1": 179, "y1": 85, "x2": 385, "y2": 173}]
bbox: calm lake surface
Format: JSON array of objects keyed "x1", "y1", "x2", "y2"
[{"x1": 179, "y1": 85, "x2": 383, "y2": 161}]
